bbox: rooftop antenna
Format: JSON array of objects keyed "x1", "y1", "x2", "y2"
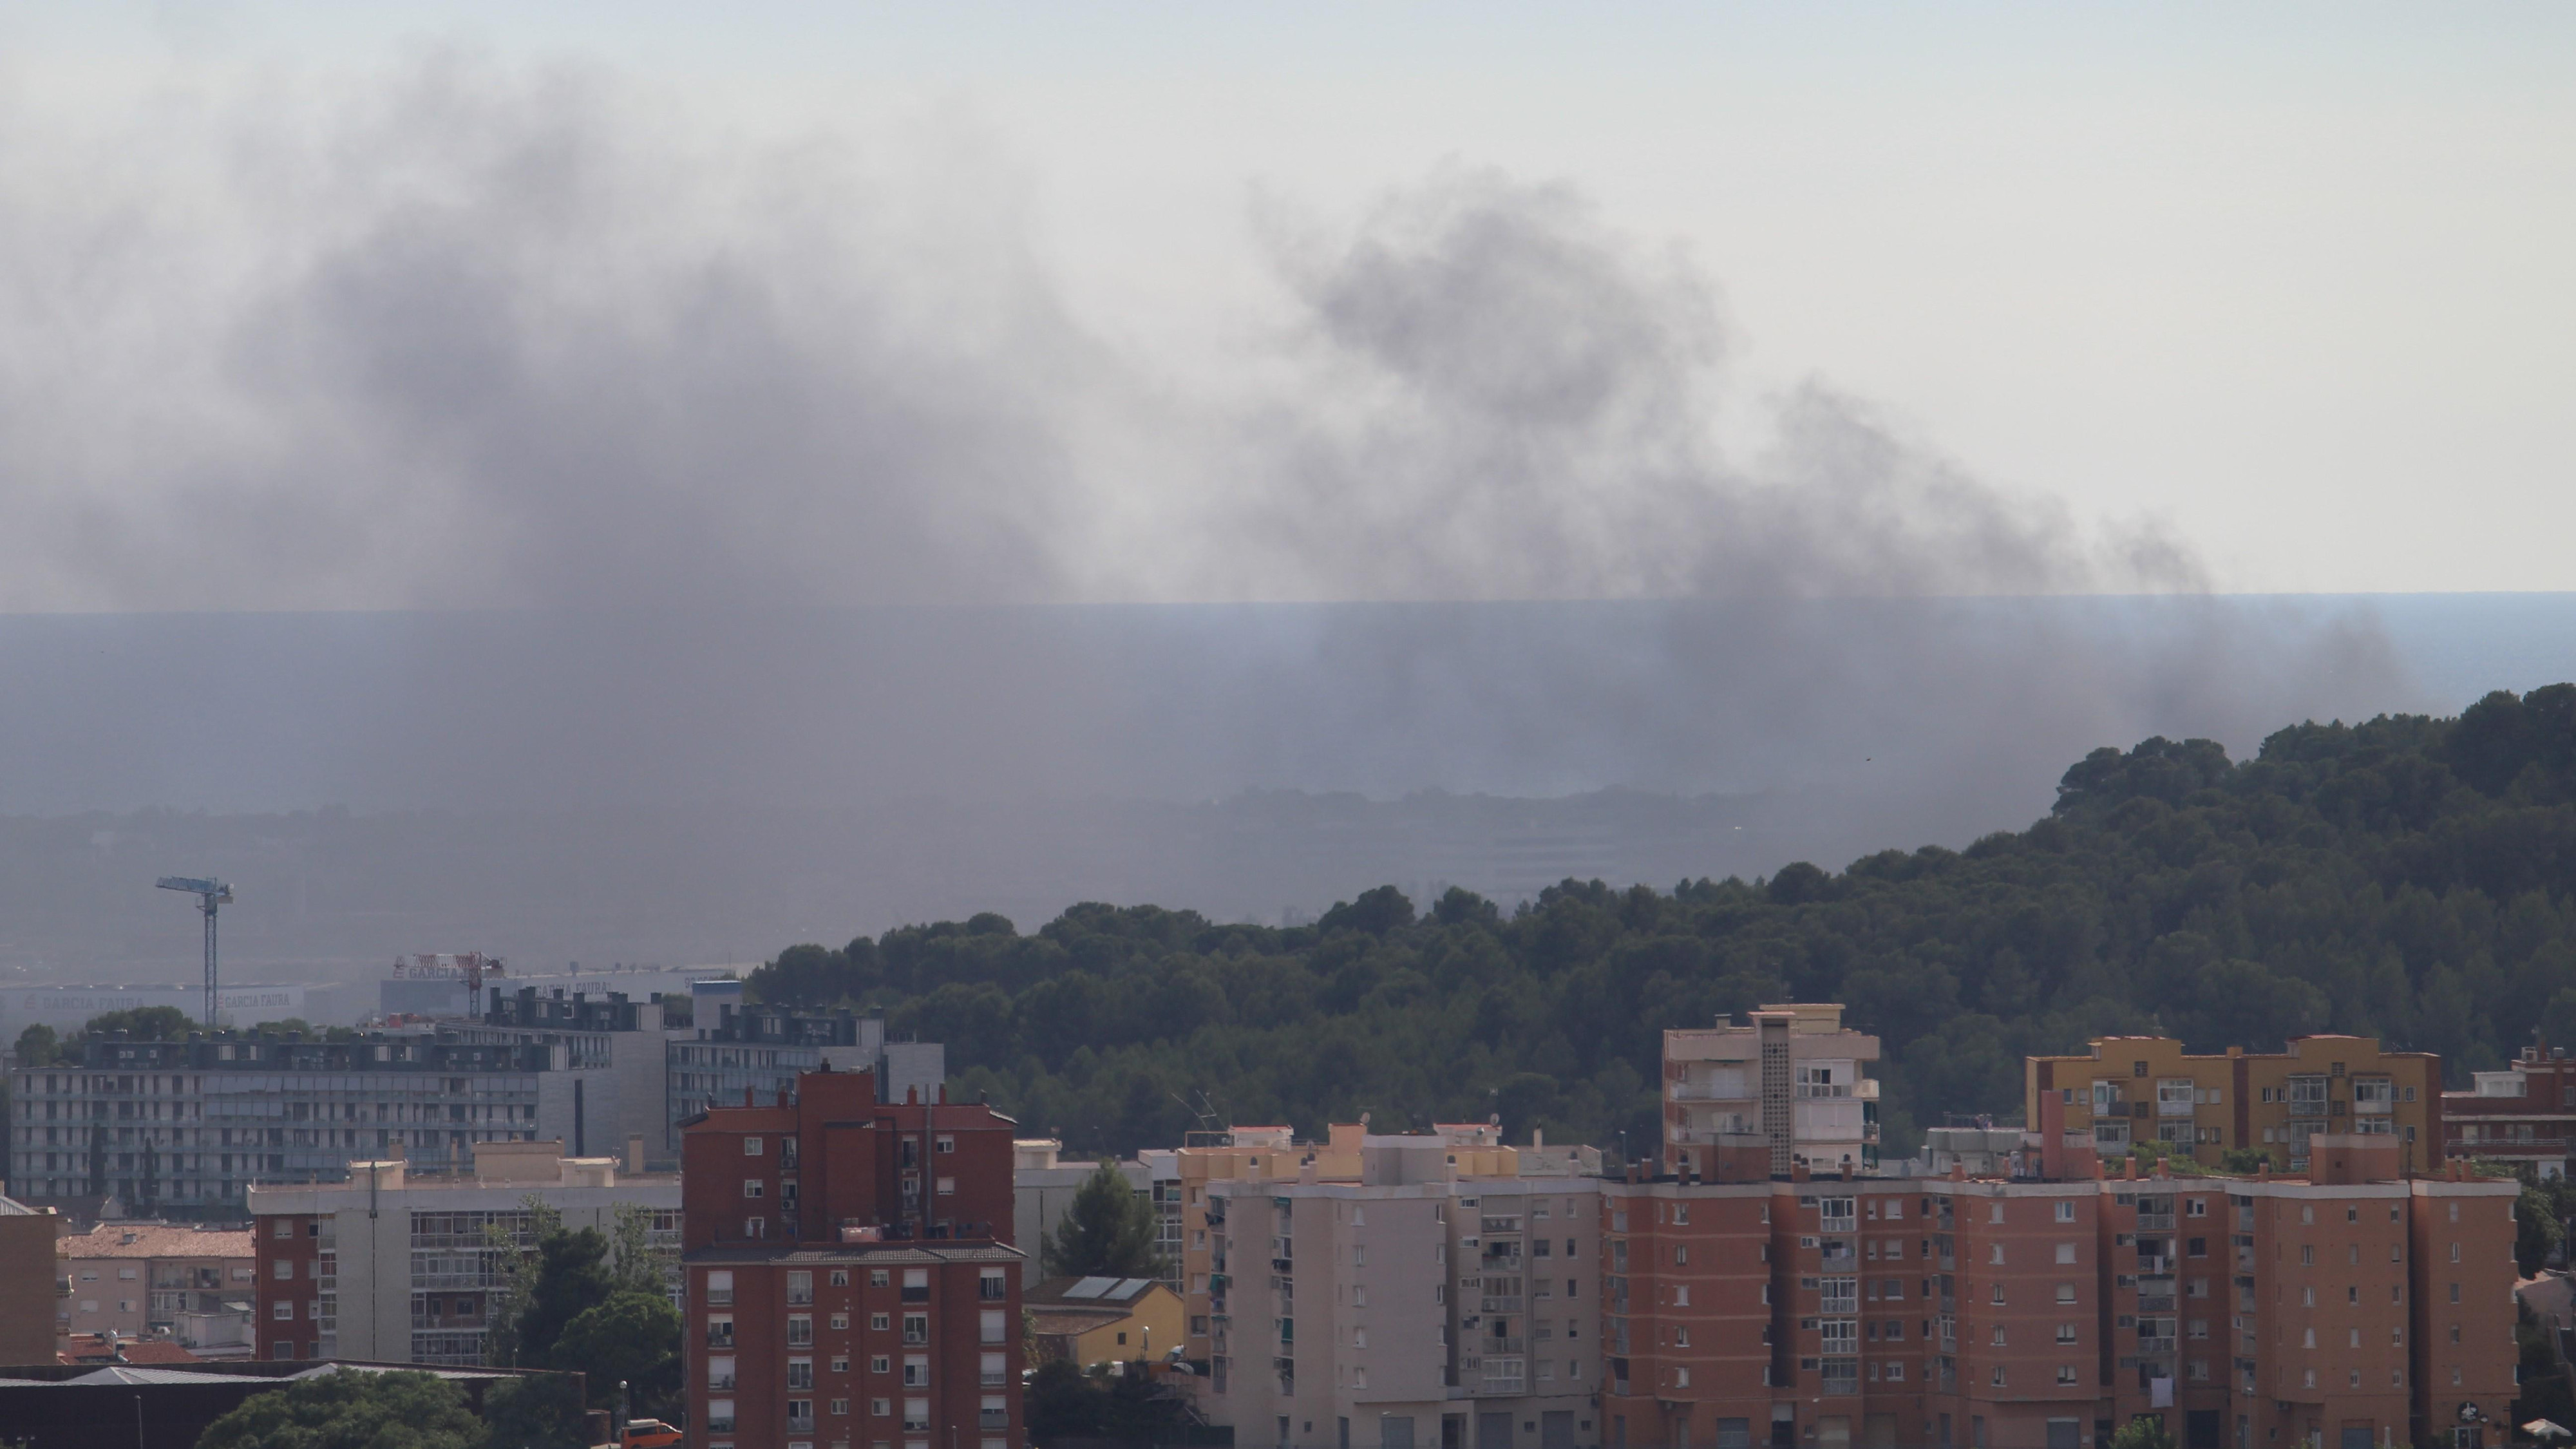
[{"x1": 156, "y1": 876, "x2": 234, "y2": 1028}]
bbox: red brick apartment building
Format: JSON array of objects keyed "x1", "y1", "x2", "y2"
[
  {"x1": 1603, "y1": 1126, "x2": 2516, "y2": 1449},
  {"x1": 681, "y1": 1070, "x2": 1024, "y2": 1449}
]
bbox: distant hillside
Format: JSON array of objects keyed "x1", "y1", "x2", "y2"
[{"x1": 749, "y1": 686, "x2": 2576, "y2": 1159}]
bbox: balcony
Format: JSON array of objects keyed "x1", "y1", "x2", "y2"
[
  {"x1": 705, "y1": 1326, "x2": 735, "y2": 1349},
  {"x1": 1483, "y1": 1337, "x2": 1527, "y2": 1356},
  {"x1": 982, "y1": 1368, "x2": 1007, "y2": 1387},
  {"x1": 981, "y1": 1410, "x2": 1010, "y2": 1430},
  {"x1": 1477, "y1": 1375, "x2": 1527, "y2": 1396},
  {"x1": 2137, "y1": 1337, "x2": 2177, "y2": 1356},
  {"x1": 1482, "y1": 1296, "x2": 1524, "y2": 1314},
  {"x1": 2136, "y1": 1212, "x2": 2175, "y2": 1232}
]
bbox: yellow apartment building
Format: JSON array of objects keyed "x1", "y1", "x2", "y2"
[{"x1": 2024, "y1": 1034, "x2": 2441, "y2": 1174}]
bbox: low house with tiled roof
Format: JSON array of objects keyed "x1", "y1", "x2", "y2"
[
  {"x1": 1025, "y1": 1274, "x2": 1185, "y2": 1368},
  {"x1": 57, "y1": 1331, "x2": 202, "y2": 1367},
  {"x1": 57, "y1": 1222, "x2": 254, "y2": 1353}
]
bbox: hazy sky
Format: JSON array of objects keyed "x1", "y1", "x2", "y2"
[{"x1": 5, "y1": 3, "x2": 2570, "y2": 605}]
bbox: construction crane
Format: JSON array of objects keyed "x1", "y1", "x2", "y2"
[{"x1": 156, "y1": 876, "x2": 234, "y2": 1028}]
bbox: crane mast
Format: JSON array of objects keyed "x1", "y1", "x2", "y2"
[{"x1": 155, "y1": 876, "x2": 234, "y2": 1028}]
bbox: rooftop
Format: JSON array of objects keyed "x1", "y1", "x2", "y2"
[
  {"x1": 1029, "y1": 1275, "x2": 1166, "y2": 1307},
  {"x1": 58, "y1": 1223, "x2": 251, "y2": 1260}
]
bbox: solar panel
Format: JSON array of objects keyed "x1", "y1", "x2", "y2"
[{"x1": 1065, "y1": 1276, "x2": 1117, "y2": 1298}]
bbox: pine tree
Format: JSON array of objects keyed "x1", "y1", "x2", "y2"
[{"x1": 1041, "y1": 1162, "x2": 1161, "y2": 1279}]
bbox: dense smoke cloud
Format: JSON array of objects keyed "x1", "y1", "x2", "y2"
[
  {"x1": 5, "y1": 57, "x2": 2215, "y2": 614},
  {"x1": 1232, "y1": 171, "x2": 2204, "y2": 604},
  {"x1": 0, "y1": 54, "x2": 2432, "y2": 965}
]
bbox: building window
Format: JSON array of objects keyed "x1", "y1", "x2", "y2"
[
  {"x1": 745, "y1": 1180, "x2": 765, "y2": 1199},
  {"x1": 706, "y1": 1271, "x2": 734, "y2": 1306},
  {"x1": 2057, "y1": 1367, "x2": 2077, "y2": 1385},
  {"x1": 744, "y1": 1137, "x2": 762, "y2": 1156},
  {"x1": 790, "y1": 1315, "x2": 815, "y2": 1347},
  {"x1": 872, "y1": 1314, "x2": 891, "y2": 1332}
]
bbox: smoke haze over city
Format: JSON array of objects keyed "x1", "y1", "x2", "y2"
[{"x1": 0, "y1": 15, "x2": 2570, "y2": 978}]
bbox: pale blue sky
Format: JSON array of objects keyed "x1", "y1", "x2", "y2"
[{"x1": 4, "y1": 3, "x2": 2571, "y2": 600}]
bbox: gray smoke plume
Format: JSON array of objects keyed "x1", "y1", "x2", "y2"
[{"x1": 0, "y1": 55, "x2": 2434, "y2": 972}]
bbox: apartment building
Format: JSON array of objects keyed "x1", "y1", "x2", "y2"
[
  {"x1": 2439, "y1": 1044, "x2": 2576, "y2": 1177},
  {"x1": 5, "y1": 1027, "x2": 625, "y2": 1217},
  {"x1": 56, "y1": 1221, "x2": 253, "y2": 1349},
  {"x1": 1188, "y1": 1123, "x2": 1605, "y2": 1449},
  {"x1": 2023, "y1": 1037, "x2": 2441, "y2": 1175},
  {"x1": 665, "y1": 981, "x2": 945, "y2": 1151},
  {"x1": 247, "y1": 1138, "x2": 679, "y2": 1365},
  {"x1": 679, "y1": 1069, "x2": 1022, "y2": 1449},
  {"x1": 454, "y1": 987, "x2": 672, "y2": 1162},
  {"x1": 0, "y1": 1193, "x2": 61, "y2": 1365},
  {"x1": 1663, "y1": 1005, "x2": 1882, "y2": 1177},
  {"x1": 1602, "y1": 1127, "x2": 2517, "y2": 1449}
]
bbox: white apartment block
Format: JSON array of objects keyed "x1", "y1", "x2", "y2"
[
  {"x1": 1663, "y1": 1003, "x2": 1882, "y2": 1176},
  {"x1": 247, "y1": 1139, "x2": 679, "y2": 1366},
  {"x1": 1204, "y1": 1129, "x2": 1604, "y2": 1449}
]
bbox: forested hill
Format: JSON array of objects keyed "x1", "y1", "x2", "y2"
[{"x1": 747, "y1": 686, "x2": 2576, "y2": 1159}]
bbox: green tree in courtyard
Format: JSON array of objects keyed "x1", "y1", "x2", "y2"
[
  {"x1": 476, "y1": 1375, "x2": 591, "y2": 1449},
  {"x1": 551, "y1": 1291, "x2": 683, "y2": 1419},
  {"x1": 2107, "y1": 1417, "x2": 2178, "y2": 1449},
  {"x1": 1041, "y1": 1161, "x2": 1161, "y2": 1279},
  {"x1": 14, "y1": 1023, "x2": 59, "y2": 1066},
  {"x1": 196, "y1": 1368, "x2": 480, "y2": 1449},
  {"x1": 78, "y1": 1005, "x2": 194, "y2": 1042}
]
